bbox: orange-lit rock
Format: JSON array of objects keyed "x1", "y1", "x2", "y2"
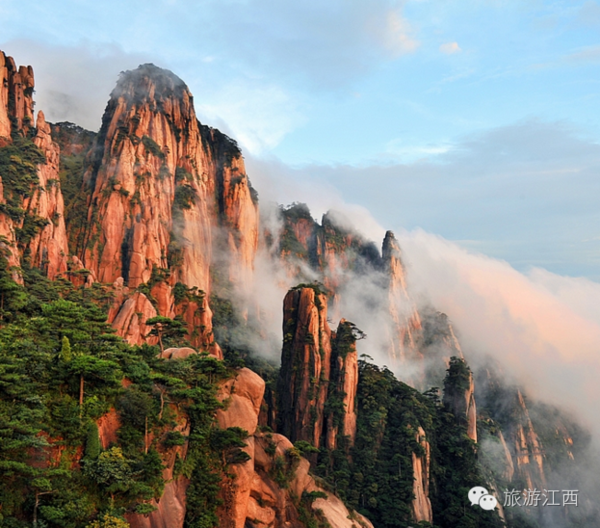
[
  {"x1": 97, "y1": 408, "x2": 120, "y2": 449},
  {"x1": 278, "y1": 288, "x2": 361, "y2": 453},
  {"x1": 217, "y1": 368, "x2": 265, "y2": 435},
  {"x1": 164, "y1": 347, "x2": 196, "y2": 360},
  {"x1": 411, "y1": 426, "x2": 433, "y2": 523},
  {"x1": 111, "y1": 292, "x2": 157, "y2": 345},
  {"x1": 325, "y1": 320, "x2": 359, "y2": 450},
  {"x1": 278, "y1": 286, "x2": 331, "y2": 448},
  {"x1": 24, "y1": 111, "x2": 69, "y2": 279},
  {"x1": 214, "y1": 365, "x2": 373, "y2": 528},
  {"x1": 512, "y1": 390, "x2": 546, "y2": 490},
  {"x1": 0, "y1": 54, "x2": 62, "y2": 280},
  {"x1": 73, "y1": 64, "x2": 258, "y2": 352},
  {"x1": 126, "y1": 478, "x2": 190, "y2": 528},
  {"x1": 0, "y1": 52, "x2": 34, "y2": 137}
]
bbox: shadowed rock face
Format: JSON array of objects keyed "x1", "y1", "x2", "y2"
[
  {"x1": 443, "y1": 357, "x2": 478, "y2": 443},
  {"x1": 276, "y1": 206, "x2": 382, "y2": 295},
  {"x1": 477, "y1": 366, "x2": 549, "y2": 491},
  {"x1": 277, "y1": 287, "x2": 359, "y2": 453}
]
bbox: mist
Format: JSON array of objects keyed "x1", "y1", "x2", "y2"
[
  {"x1": 244, "y1": 152, "x2": 600, "y2": 445},
  {"x1": 399, "y1": 229, "x2": 600, "y2": 440}
]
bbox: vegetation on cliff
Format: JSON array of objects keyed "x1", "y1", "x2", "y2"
[
  {"x1": 0, "y1": 255, "x2": 245, "y2": 528},
  {"x1": 311, "y1": 356, "x2": 504, "y2": 528}
]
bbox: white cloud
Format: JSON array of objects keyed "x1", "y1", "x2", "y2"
[
  {"x1": 439, "y1": 41, "x2": 461, "y2": 54},
  {"x1": 245, "y1": 154, "x2": 386, "y2": 243},
  {"x1": 245, "y1": 147, "x2": 600, "y2": 442},
  {"x1": 577, "y1": 0, "x2": 600, "y2": 26}
]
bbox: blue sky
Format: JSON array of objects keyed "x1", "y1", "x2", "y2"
[{"x1": 1, "y1": 0, "x2": 600, "y2": 278}]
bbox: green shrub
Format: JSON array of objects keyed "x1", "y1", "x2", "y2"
[{"x1": 141, "y1": 136, "x2": 165, "y2": 159}]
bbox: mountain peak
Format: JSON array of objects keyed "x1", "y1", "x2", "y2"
[{"x1": 111, "y1": 63, "x2": 190, "y2": 106}]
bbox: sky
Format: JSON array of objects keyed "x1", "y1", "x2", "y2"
[{"x1": 1, "y1": 0, "x2": 600, "y2": 279}]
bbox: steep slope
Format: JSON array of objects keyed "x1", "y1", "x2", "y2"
[
  {"x1": 77, "y1": 64, "x2": 258, "y2": 290},
  {"x1": 68, "y1": 64, "x2": 258, "y2": 349},
  {"x1": 277, "y1": 285, "x2": 332, "y2": 448},
  {"x1": 25, "y1": 111, "x2": 70, "y2": 279},
  {"x1": 0, "y1": 52, "x2": 34, "y2": 138},
  {"x1": 277, "y1": 285, "x2": 359, "y2": 452},
  {"x1": 443, "y1": 356, "x2": 478, "y2": 443},
  {"x1": 0, "y1": 52, "x2": 70, "y2": 280},
  {"x1": 124, "y1": 365, "x2": 373, "y2": 528},
  {"x1": 274, "y1": 205, "x2": 425, "y2": 370}
]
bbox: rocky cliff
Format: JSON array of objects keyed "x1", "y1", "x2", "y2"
[
  {"x1": 60, "y1": 64, "x2": 257, "y2": 349},
  {"x1": 0, "y1": 53, "x2": 70, "y2": 281},
  {"x1": 277, "y1": 286, "x2": 360, "y2": 453},
  {"x1": 77, "y1": 64, "x2": 257, "y2": 289},
  {"x1": 324, "y1": 319, "x2": 359, "y2": 450},
  {"x1": 477, "y1": 367, "x2": 548, "y2": 490},
  {"x1": 443, "y1": 356, "x2": 478, "y2": 443},
  {"x1": 0, "y1": 52, "x2": 260, "y2": 351},
  {"x1": 25, "y1": 111, "x2": 70, "y2": 279},
  {"x1": 411, "y1": 426, "x2": 433, "y2": 523},
  {"x1": 277, "y1": 286, "x2": 332, "y2": 449},
  {"x1": 0, "y1": 49, "x2": 590, "y2": 528},
  {"x1": 124, "y1": 364, "x2": 373, "y2": 528},
  {"x1": 276, "y1": 205, "x2": 426, "y2": 370},
  {"x1": 215, "y1": 368, "x2": 373, "y2": 528},
  {"x1": 277, "y1": 206, "x2": 381, "y2": 294},
  {"x1": 0, "y1": 51, "x2": 35, "y2": 138}
]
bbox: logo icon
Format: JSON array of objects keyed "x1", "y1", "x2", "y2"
[{"x1": 468, "y1": 486, "x2": 498, "y2": 510}]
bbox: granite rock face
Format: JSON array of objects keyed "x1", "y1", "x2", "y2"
[
  {"x1": 77, "y1": 64, "x2": 257, "y2": 289},
  {"x1": 26, "y1": 111, "x2": 70, "y2": 279},
  {"x1": 125, "y1": 365, "x2": 374, "y2": 528},
  {"x1": 0, "y1": 53, "x2": 70, "y2": 281},
  {"x1": 277, "y1": 287, "x2": 359, "y2": 453},
  {"x1": 411, "y1": 426, "x2": 433, "y2": 523},
  {"x1": 382, "y1": 231, "x2": 423, "y2": 364},
  {"x1": 0, "y1": 52, "x2": 35, "y2": 138},
  {"x1": 213, "y1": 366, "x2": 373, "y2": 528},
  {"x1": 277, "y1": 287, "x2": 332, "y2": 448},
  {"x1": 64, "y1": 64, "x2": 258, "y2": 349}
]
